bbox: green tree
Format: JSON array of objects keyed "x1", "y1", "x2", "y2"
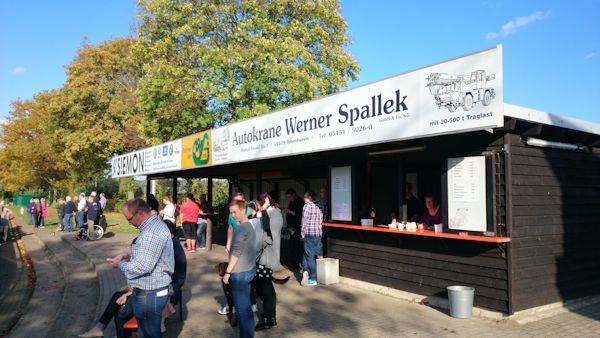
[
  {"x1": 135, "y1": 0, "x2": 359, "y2": 143},
  {"x1": 49, "y1": 38, "x2": 146, "y2": 184},
  {"x1": 0, "y1": 91, "x2": 69, "y2": 194}
]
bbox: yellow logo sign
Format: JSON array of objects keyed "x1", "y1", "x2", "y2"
[{"x1": 182, "y1": 131, "x2": 211, "y2": 168}]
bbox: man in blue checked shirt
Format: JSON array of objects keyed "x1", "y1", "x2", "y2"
[{"x1": 107, "y1": 198, "x2": 174, "y2": 338}]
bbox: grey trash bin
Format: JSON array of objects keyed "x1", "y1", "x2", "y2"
[{"x1": 447, "y1": 286, "x2": 475, "y2": 318}]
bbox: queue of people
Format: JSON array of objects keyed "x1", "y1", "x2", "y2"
[
  {"x1": 30, "y1": 191, "x2": 108, "y2": 240},
  {"x1": 75, "y1": 186, "x2": 329, "y2": 338}
]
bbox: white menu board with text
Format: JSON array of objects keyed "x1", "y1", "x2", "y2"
[
  {"x1": 331, "y1": 166, "x2": 352, "y2": 222},
  {"x1": 447, "y1": 156, "x2": 487, "y2": 232}
]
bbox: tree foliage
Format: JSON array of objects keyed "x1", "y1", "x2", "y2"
[
  {"x1": 0, "y1": 91, "x2": 69, "y2": 192},
  {"x1": 135, "y1": 0, "x2": 359, "y2": 142},
  {"x1": 49, "y1": 38, "x2": 146, "y2": 183},
  {"x1": 1, "y1": 1, "x2": 359, "y2": 197}
]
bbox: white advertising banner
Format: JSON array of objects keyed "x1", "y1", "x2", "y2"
[
  {"x1": 447, "y1": 156, "x2": 487, "y2": 232},
  {"x1": 211, "y1": 46, "x2": 503, "y2": 166},
  {"x1": 111, "y1": 140, "x2": 182, "y2": 178},
  {"x1": 111, "y1": 46, "x2": 503, "y2": 177}
]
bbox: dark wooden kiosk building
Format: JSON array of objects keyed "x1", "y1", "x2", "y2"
[{"x1": 112, "y1": 46, "x2": 600, "y2": 316}]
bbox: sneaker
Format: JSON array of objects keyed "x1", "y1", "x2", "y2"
[
  {"x1": 301, "y1": 271, "x2": 309, "y2": 286},
  {"x1": 307, "y1": 279, "x2": 317, "y2": 286},
  {"x1": 198, "y1": 247, "x2": 206, "y2": 250},
  {"x1": 218, "y1": 305, "x2": 229, "y2": 315},
  {"x1": 39, "y1": 226, "x2": 45, "y2": 229},
  {"x1": 252, "y1": 304, "x2": 258, "y2": 312}
]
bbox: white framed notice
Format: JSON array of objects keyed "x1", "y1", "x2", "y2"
[
  {"x1": 447, "y1": 156, "x2": 487, "y2": 232},
  {"x1": 331, "y1": 166, "x2": 352, "y2": 221}
]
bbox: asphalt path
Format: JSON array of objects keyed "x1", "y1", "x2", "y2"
[{"x1": 0, "y1": 230, "x2": 26, "y2": 335}]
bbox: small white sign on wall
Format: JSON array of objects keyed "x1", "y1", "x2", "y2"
[{"x1": 447, "y1": 156, "x2": 487, "y2": 232}]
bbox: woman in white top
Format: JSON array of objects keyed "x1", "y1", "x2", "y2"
[{"x1": 160, "y1": 196, "x2": 176, "y2": 227}]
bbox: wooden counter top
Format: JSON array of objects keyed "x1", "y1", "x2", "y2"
[{"x1": 322, "y1": 222, "x2": 511, "y2": 243}]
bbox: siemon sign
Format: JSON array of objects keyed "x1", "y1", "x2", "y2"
[{"x1": 112, "y1": 151, "x2": 146, "y2": 177}]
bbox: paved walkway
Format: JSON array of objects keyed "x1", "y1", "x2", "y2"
[
  {"x1": 0, "y1": 223, "x2": 28, "y2": 336},
  {"x1": 8, "y1": 219, "x2": 98, "y2": 338},
  {"x1": 57, "y1": 228, "x2": 600, "y2": 338},
  {"x1": 9, "y1": 217, "x2": 600, "y2": 337}
]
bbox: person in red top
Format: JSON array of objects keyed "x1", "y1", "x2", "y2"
[{"x1": 180, "y1": 193, "x2": 202, "y2": 253}]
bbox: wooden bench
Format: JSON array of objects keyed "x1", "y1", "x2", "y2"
[{"x1": 123, "y1": 284, "x2": 185, "y2": 334}]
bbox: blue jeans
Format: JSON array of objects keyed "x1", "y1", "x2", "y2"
[
  {"x1": 64, "y1": 214, "x2": 73, "y2": 232},
  {"x1": 27, "y1": 211, "x2": 33, "y2": 225},
  {"x1": 196, "y1": 220, "x2": 207, "y2": 248},
  {"x1": 231, "y1": 269, "x2": 256, "y2": 338},
  {"x1": 77, "y1": 211, "x2": 86, "y2": 229},
  {"x1": 303, "y1": 235, "x2": 323, "y2": 280},
  {"x1": 131, "y1": 287, "x2": 169, "y2": 338}
]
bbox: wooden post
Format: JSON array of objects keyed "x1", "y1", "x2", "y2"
[
  {"x1": 206, "y1": 177, "x2": 213, "y2": 251},
  {"x1": 172, "y1": 178, "x2": 178, "y2": 206},
  {"x1": 207, "y1": 177, "x2": 213, "y2": 206},
  {"x1": 146, "y1": 179, "x2": 151, "y2": 202},
  {"x1": 206, "y1": 217, "x2": 213, "y2": 251}
]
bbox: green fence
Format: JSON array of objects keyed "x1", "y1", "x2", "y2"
[{"x1": 12, "y1": 194, "x2": 41, "y2": 206}]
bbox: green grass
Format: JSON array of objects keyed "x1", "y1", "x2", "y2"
[{"x1": 31, "y1": 204, "x2": 139, "y2": 234}]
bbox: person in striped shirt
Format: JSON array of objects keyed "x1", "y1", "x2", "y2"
[
  {"x1": 300, "y1": 191, "x2": 323, "y2": 287},
  {"x1": 108, "y1": 198, "x2": 174, "y2": 338}
]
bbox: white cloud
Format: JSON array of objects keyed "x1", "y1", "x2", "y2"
[
  {"x1": 485, "y1": 10, "x2": 551, "y2": 40},
  {"x1": 485, "y1": 32, "x2": 499, "y2": 40},
  {"x1": 584, "y1": 52, "x2": 597, "y2": 60},
  {"x1": 501, "y1": 10, "x2": 551, "y2": 37},
  {"x1": 12, "y1": 66, "x2": 26, "y2": 75}
]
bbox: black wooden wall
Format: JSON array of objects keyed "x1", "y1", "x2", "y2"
[
  {"x1": 507, "y1": 134, "x2": 600, "y2": 311},
  {"x1": 328, "y1": 229, "x2": 509, "y2": 313}
]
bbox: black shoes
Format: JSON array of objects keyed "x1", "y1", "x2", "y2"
[{"x1": 255, "y1": 317, "x2": 277, "y2": 331}]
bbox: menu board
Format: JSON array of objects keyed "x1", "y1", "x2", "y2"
[
  {"x1": 331, "y1": 166, "x2": 352, "y2": 221},
  {"x1": 447, "y1": 156, "x2": 487, "y2": 232}
]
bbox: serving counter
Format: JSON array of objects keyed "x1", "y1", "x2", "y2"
[
  {"x1": 322, "y1": 222, "x2": 511, "y2": 243},
  {"x1": 322, "y1": 221, "x2": 511, "y2": 313}
]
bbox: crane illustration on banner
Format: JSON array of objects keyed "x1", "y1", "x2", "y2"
[{"x1": 426, "y1": 70, "x2": 496, "y2": 112}]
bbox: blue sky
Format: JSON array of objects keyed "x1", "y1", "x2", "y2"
[{"x1": 1, "y1": 0, "x2": 598, "y2": 124}]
